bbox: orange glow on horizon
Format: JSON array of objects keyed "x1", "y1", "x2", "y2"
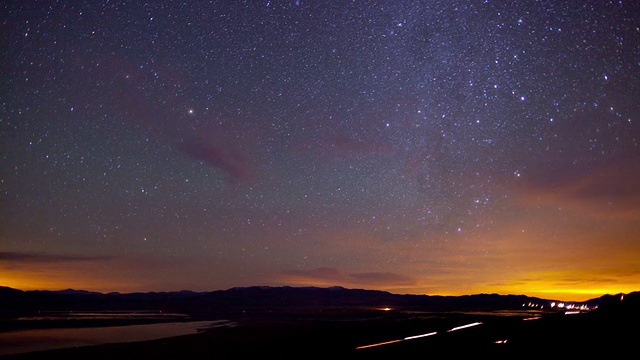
[
  {"x1": 3, "y1": 267, "x2": 635, "y2": 303},
  {"x1": 3, "y1": 252, "x2": 638, "y2": 302}
]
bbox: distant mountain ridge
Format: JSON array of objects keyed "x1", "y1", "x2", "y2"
[{"x1": 0, "y1": 285, "x2": 636, "y2": 320}]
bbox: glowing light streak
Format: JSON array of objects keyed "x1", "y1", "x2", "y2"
[
  {"x1": 404, "y1": 331, "x2": 438, "y2": 340},
  {"x1": 355, "y1": 339, "x2": 402, "y2": 349},
  {"x1": 357, "y1": 321, "x2": 486, "y2": 350},
  {"x1": 447, "y1": 322, "x2": 483, "y2": 332},
  {"x1": 356, "y1": 331, "x2": 439, "y2": 350}
]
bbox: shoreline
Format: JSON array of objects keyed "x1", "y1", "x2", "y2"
[
  {"x1": 2, "y1": 308, "x2": 637, "y2": 359},
  {"x1": 0, "y1": 319, "x2": 235, "y2": 357},
  {"x1": 0, "y1": 311, "x2": 639, "y2": 360}
]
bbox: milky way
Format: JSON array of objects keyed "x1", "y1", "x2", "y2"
[{"x1": 2, "y1": 1, "x2": 639, "y2": 301}]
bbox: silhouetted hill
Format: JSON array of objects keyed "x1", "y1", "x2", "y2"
[
  {"x1": 1, "y1": 285, "x2": 637, "y2": 320},
  {"x1": 2, "y1": 286, "x2": 639, "y2": 358}
]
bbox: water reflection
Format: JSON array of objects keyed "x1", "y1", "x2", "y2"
[
  {"x1": 18, "y1": 310, "x2": 190, "y2": 321},
  {"x1": 0, "y1": 319, "x2": 236, "y2": 356}
]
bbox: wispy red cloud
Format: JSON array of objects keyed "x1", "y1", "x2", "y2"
[
  {"x1": 175, "y1": 135, "x2": 251, "y2": 184},
  {"x1": 510, "y1": 156, "x2": 640, "y2": 219},
  {"x1": 280, "y1": 267, "x2": 416, "y2": 287},
  {"x1": 94, "y1": 55, "x2": 253, "y2": 184},
  {"x1": 0, "y1": 251, "x2": 114, "y2": 264}
]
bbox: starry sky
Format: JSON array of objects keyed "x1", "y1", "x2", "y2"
[{"x1": 2, "y1": 1, "x2": 639, "y2": 302}]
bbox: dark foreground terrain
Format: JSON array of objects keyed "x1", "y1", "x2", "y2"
[
  {"x1": 1, "y1": 287, "x2": 638, "y2": 359},
  {"x1": 1, "y1": 304, "x2": 637, "y2": 359}
]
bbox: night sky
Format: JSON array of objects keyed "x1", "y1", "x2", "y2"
[{"x1": 2, "y1": 1, "x2": 639, "y2": 302}]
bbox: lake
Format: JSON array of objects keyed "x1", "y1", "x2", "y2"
[{"x1": 0, "y1": 319, "x2": 236, "y2": 356}]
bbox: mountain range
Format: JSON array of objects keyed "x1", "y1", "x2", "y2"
[{"x1": 2, "y1": 285, "x2": 637, "y2": 320}]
